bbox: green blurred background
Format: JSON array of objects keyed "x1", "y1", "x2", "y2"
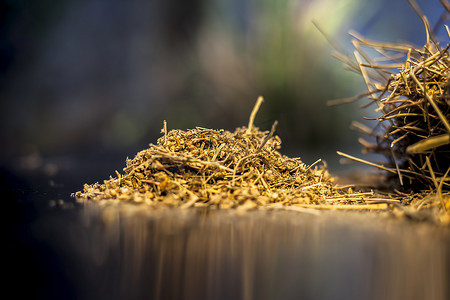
[{"x1": 0, "y1": 0, "x2": 448, "y2": 174}]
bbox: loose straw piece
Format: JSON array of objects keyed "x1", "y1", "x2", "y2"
[
  {"x1": 305, "y1": 159, "x2": 322, "y2": 171},
  {"x1": 162, "y1": 120, "x2": 168, "y2": 144},
  {"x1": 406, "y1": 134, "x2": 450, "y2": 154},
  {"x1": 247, "y1": 96, "x2": 264, "y2": 134},
  {"x1": 257, "y1": 120, "x2": 278, "y2": 152},
  {"x1": 391, "y1": 149, "x2": 404, "y2": 186},
  {"x1": 426, "y1": 156, "x2": 439, "y2": 189},
  {"x1": 292, "y1": 203, "x2": 389, "y2": 210},
  {"x1": 337, "y1": 151, "x2": 397, "y2": 174}
]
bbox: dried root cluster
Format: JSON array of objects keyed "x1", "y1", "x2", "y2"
[
  {"x1": 337, "y1": 24, "x2": 449, "y2": 189},
  {"x1": 331, "y1": 1, "x2": 450, "y2": 222},
  {"x1": 75, "y1": 98, "x2": 385, "y2": 211}
]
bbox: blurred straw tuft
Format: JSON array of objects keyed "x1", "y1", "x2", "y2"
[
  {"x1": 333, "y1": 0, "x2": 449, "y2": 192},
  {"x1": 329, "y1": 0, "x2": 450, "y2": 222}
]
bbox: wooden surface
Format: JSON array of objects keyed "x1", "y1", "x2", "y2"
[{"x1": 31, "y1": 202, "x2": 450, "y2": 300}]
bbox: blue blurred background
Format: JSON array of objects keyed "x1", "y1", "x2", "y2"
[{"x1": 0, "y1": 0, "x2": 447, "y2": 176}]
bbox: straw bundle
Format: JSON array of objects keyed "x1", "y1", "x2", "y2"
[{"x1": 333, "y1": 1, "x2": 449, "y2": 191}]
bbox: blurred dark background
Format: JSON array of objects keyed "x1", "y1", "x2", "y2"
[{"x1": 0, "y1": 0, "x2": 448, "y2": 179}]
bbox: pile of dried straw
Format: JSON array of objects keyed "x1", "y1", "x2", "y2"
[{"x1": 75, "y1": 98, "x2": 389, "y2": 211}]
